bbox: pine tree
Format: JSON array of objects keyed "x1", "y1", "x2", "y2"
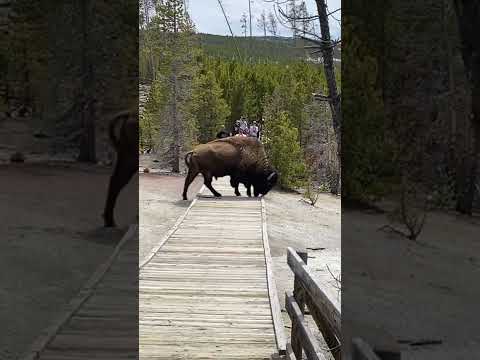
[
  {"x1": 187, "y1": 69, "x2": 230, "y2": 143},
  {"x1": 263, "y1": 109, "x2": 307, "y2": 189},
  {"x1": 149, "y1": 0, "x2": 196, "y2": 172}
]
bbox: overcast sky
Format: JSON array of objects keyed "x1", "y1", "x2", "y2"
[{"x1": 186, "y1": 0, "x2": 341, "y2": 39}]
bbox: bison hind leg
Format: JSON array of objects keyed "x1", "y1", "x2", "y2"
[
  {"x1": 203, "y1": 172, "x2": 222, "y2": 197},
  {"x1": 103, "y1": 157, "x2": 136, "y2": 227},
  {"x1": 183, "y1": 167, "x2": 200, "y2": 200}
]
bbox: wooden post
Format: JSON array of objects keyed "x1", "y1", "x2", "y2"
[{"x1": 291, "y1": 250, "x2": 307, "y2": 359}]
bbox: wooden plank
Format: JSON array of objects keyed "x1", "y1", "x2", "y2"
[
  {"x1": 352, "y1": 338, "x2": 382, "y2": 360},
  {"x1": 261, "y1": 198, "x2": 287, "y2": 354},
  {"x1": 138, "y1": 177, "x2": 280, "y2": 359},
  {"x1": 305, "y1": 294, "x2": 341, "y2": 360},
  {"x1": 285, "y1": 292, "x2": 327, "y2": 360},
  {"x1": 287, "y1": 247, "x2": 341, "y2": 340},
  {"x1": 139, "y1": 185, "x2": 205, "y2": 268},
  {"x1": 20, "y1": 225, "x2": 138, "y2": 360},
  {"x1": 286, "y1": 343, "x2": 298, "y2": 360}
]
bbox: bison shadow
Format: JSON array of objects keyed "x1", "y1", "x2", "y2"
[{"x1": 79, "y1": 226, "x2": 128, "y2": 245}]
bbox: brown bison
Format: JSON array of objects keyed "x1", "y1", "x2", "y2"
[
  {"x1": 182, "y1": 136, "x2": 278, "y2": 200},
  {"x1": 103, "y1": 110, "x2": 138, "y2": 227}
]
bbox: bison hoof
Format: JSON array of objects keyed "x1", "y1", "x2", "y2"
[
  {"x1": 104, "y1": 219, "x2": 116, "y2": 227},
  {"x1": 103, "y1": 213, "x2": 115, "y2": 227},
  {"x1": 214, "y1": 193, "x2": 222, "y2": 197},
  {"x1": 235, "y1": 192, "x2": 241, "y2": 196},
  {"x1": 182, "y1": 195, "x2": 188, "y2": 200}
]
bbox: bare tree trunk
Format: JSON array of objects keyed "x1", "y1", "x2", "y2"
[
  {"x1": 453, "y1": 0, "x2": 480, "y2": 214},
  {"x1": 0, "y1": 0, "x2": 11, "y2": 112},
  {"x1": 171, "y1": 65, "x2": 180, "y2": 173},
  {"x1": 171, "y1": 8, "x2": 180, "y2": 173},
  {"x1": 248, "y1": 0, "x2": 252, "y2": 38},
  {"x1": 315, "y1": 0, "x2": 341, "y2": 194},
  {"x1": 77, "y1": 0, "x2": 96, "y2": 162}
]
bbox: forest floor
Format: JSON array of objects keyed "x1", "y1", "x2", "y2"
[
  {"x1": 139, "y1": 154, "x2": 341, "y2": 354},
  {"x1": 343, "y1": 205, "x2": 480, "y2": 358},
  {"x1": 0, "y1": 162, "x2": 137, "y2": 360}
]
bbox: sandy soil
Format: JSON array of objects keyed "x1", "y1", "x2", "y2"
[
  {"x1": 343, "y1": 208, "x2": 480, "y2": 358},
  {"x1": 265, "y1": 188, "x2": 341, "y2": 357},
  {"x1": 0, "y1": 163, "x2": 137, "y2": 360},
  {"x1": 139, "y1": 173, "x2": 203, "y2": 262}
]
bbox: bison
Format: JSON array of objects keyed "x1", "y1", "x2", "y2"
[
  {"x1": 229, "y1": 173, "x2": 253, "y2": 197},
  {"x1": 215, "y1": 130, "x2": 251, "y2": 195},
  {"x1": 182, "y1": 136, "x2": 278, "y2": 200},
  {"x1": 216, "y1": 129, "x2": 230, "y2": 139},
  {"x1": 103, "y1": 110, "x2": 138, "y2": 227}
]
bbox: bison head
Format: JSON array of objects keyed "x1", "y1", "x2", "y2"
[{"x1": 253, "y1": 170, "x2": 278, "y2": 197}]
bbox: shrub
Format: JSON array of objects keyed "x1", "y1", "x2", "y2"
[{"x1": 264, "y1": 111, "x2": 307, "y2": 189}]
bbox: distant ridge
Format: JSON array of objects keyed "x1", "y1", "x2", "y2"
[{"x1": 196, "y1": 33, "x2": 341, "y2": 63}]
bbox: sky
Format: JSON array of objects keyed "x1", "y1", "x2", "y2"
[{"x1": 186, "y1": 0, "x2": 341, "y2": 39}]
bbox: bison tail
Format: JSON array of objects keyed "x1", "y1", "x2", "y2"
[
  {"x1": 184, "y1": 151, "x2": 194, "y2": 167},
  {"x1": 108, "y1": 110, "x2": 130, "y2": 151}
]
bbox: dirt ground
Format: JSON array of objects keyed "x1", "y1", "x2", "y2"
[
  {"x1": 343, "y1": 208, "x2": 480, "y2": 358},
  {"x1": 139, "y1": 173, "x2": 203, "y2": 262},
  {"x1": 0, "y1": 163, "x2": 137, "y2": 360},
  {"x1": 265, "y1": 188, "x2": 340, "y2": 357}
]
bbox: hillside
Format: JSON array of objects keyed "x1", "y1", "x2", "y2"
[{"x1": 196, "y1": 33, "x2": 341, "y2": 63}]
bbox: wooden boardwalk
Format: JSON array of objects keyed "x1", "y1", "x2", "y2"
[
  {"x1": 21, "y1": 225, "x2": 139, "y2": 360},
  {"x1": 140, "y1": 177, "x2": 285, "y2": 359}
]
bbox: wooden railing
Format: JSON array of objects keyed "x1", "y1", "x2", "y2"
[
  {"x1": 351, "y1": 338, "x2": 382, "y2": 360},
  {"x1": 284, "y1": 247, "x2": 341, "y2": 360}
]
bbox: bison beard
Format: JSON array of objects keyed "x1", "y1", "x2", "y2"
[
  {"x1": 182, "y1": 136, "x2": 278, "y2": 200},
  {"x1": 103, "y1": 111, "x2": 138, "y2": 227}
]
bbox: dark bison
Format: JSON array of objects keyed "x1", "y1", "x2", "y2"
[
  {"x1": 103, "y1": 110, "x2": 138, "y2": 227},
  {"x1": 182, "y1": 136, "x2": 278, "y2": 200},
  {"x1": 216, "y1": 130, "x2": 230, "y2": 139},
  {"x1": 230, "y1": 173, "x2": 254, "y2": 197},
  {"x1": 215, "y1": 130, "x2": 251, "y2": 194}
]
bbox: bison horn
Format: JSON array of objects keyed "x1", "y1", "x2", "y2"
[{"x1": 267, "y1": 172, "x2": 277, "y2": 182}]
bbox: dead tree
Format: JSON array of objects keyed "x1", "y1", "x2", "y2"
[
  {"x1": 274, "y1": 0, "x2": 342, "y2": 194},
  {"x1": 257, "y1": 10, "x2": 268, "y2": 37},
  {"x1": 313, "y1": 1, "x2": 341, "y2": 194},
  {"x1": 267, "y1": 11, "x2": 278, "y2": 36},
  {"x1": 452, "y1": 1, "x2": 480, "y2": 215},
  {"x1": 171, "y1": 62, "x2": 181, "y2": 172},
  {"x1": 77, "y1": 0, "x2": 96, "y2": 163}
]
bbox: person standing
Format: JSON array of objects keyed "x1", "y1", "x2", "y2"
[
  {"x1": 249, "y1": 121, "x2": 259, "y2": 138},
  {"x1": 233, "y1": 119, "x2": 241, "y2": 135},
  {"x1": 239, "y1": 116, "x2": 248, "y2": 135}
]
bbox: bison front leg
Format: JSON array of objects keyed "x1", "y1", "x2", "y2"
[
  {"x1": 103, "y1": 157, "x2": 136, "y2": 227},
  {"x1": 203, "y1": 172, "x2": 222, "y2": 197},
  {"x1": 230, "y1": 177, "x2": 241, "y2": 196},
  {"x1": 246, "y1": 183, "x2": 252, "y2": 197}
]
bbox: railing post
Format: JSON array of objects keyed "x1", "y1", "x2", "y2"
[{"x1": 291, "y1": 251, "x2": 308, "y2": 359}]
